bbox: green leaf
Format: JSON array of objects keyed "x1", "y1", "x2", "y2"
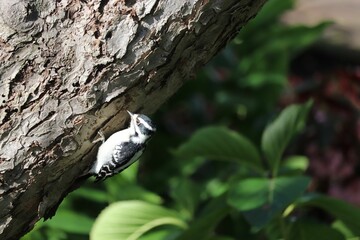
[
  {"x1": 239, "y1": 0, "x2": 294, "y2": 38},
  {"x1": 261, "y1": 101, "x2": 312, "y2": 176},
  {"x1": 139, "y1": 228, "x2": 182, "y2": 240},
  {"x1": 170, "y1": 178, "x2": 202, "y2": 219},
  {"x1": 241, "y1": 73, "x2": 286, "y2": 88},
  {"x1": 176, "y1": 195, "x2": 230, "y2": 240},
  {"x1": 228, "y1": 176, "x2": 310, "y2": 228},
  {"x1": 44, "y1": 210, "x2": 94, "y2": 234},
  {"x1": 332, "y1": 221, "x2": 356, "y2": 239},
  {"x1": 73, "y1": 187, "x2": 109, "y2": 203},
  {"x1": 280, "y1": 156, "x2": 309, "y2": 175},
  {"x1": 272, "y1": 23, "x2": 331, "y2": 55},
  {"x1": 104, "y1": 175, "x2": 162, "y2": 204},
  {"x1": 90, "y1": 200, "x2": 187, "y2": 240},
  {"x1": 228, "y1": 178, "x2": 268, "y2": 211},
  {"x1": 174, "y1": 126, "x2": 262, "y2": 172},
  {"x1": 43, "y1": 228, "x2": 67, "y2": 240},
  {"x1": 298, "y1": 195, "x2": 360, "y2": 236},
  {"x1": 120, "y1": 161, "x2": 140, "y2": 183},
  {"x1": 206, "y1": 178, "x2": 229, "y2": 198},
  {"x1": 22, "y1": 223, "x2": 68, "y2": 240},
  {"x1": 206, "y1": 236, "x2": 235, "y2": 240},
  {"x1": 288, "y1": 219, "x2": 345, "y2": 240},
  {"x1": 283, "y1": 156, "x2": 309, "y2": 172},
  {"x1": 21, "y1": 221, "x2": 47, "y2": 240}
]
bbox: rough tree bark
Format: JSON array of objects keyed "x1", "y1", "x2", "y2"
[{"x1": 0, "y1": 0, "x2": 266, "y2": 239}]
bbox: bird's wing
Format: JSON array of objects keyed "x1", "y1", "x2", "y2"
[{"x1": 95, "y1": 142, "x2": 144, "y2": 182}]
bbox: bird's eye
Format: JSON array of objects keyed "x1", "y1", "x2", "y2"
[{"x1": 136, "y1": 118, "x2": 140, "y2": 125}]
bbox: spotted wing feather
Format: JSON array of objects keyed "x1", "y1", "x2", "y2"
[{"x1": 95, "y1": 142, "x2": 144, "y2": 182}]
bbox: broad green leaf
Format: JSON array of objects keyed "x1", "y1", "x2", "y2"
[
  {"x1": 22, "y1": 223, "x2": 67, "y2": 240},
  {"x1": 240, "y1": 73, "x2": 286, "y2": 88},
  {"x1": 180, "y1": 156, "x2": 206, "y2": 176},
  {"x1": 121, "y1": 161, "x2": 139, "y2": 182},
  {"x1": 261, "y1": 101, "x2": 312, "y2": 176},
  {"x1": 176, "y1": 195, "x2": 230, "y2": 240},
  {"x1": 288, "y1": 219, "x2": 345, "y2": 240},
  {"x1": 175, "y1": 126, "x2": 262, "y2": 172},
  {"x1": 206, "y1": 178, "x2": 229, "y2": 198},
  {"x1": 332, "y1": 221, "x2": 356, "y2": 239},
  {"x1": 265, "y1": 218, "x2": 283, "y2": 240},
  {"x1": 37, "y1": 228, "x2": 67, "y2": 240},
  {"x1": 170, "y1": 178, "x2": 201, "y2": 219},
  {"x1": 21, "y1": 221, "x2": 47, "y2": 240},
  {"x1": 228, "y1": 176, "x2": 310, "y2": 228},
  {"x1": 283, "y1": 156, "x2": 309, "y2": 172},
  {"x1": 91, "y1": 201, "x2": 187, "y2": 240},
  {"x1": 43, "y1": 228, "x2": 67, "y2": 240},
  {"x1": 44, "y1": 210, "x2": 94, "y2": 234},
  {"x1": 270, "y1": 23, "x2": 331, "y2": 55},
  {"x1": 139, "y1": 228, "x2": 182, "y2": 240},
  {"x1": 239, "y1": 0, "x2": 294, "y2": 38},
  {"x1": 228, "y1": 178, "x2": 268, "y2": 211},
  {"x1": 104, "y1": 176, "x2": 162, "y2": 204},
  {"x1": 73, "y1": 187, "x2": 109, "y2": 203},
  {"x1": 280, "y1": 156, "x2": 309, "y2": 175},
  {"x1": 206, "y1": 236, "x2": 235, "y2": 240},
  {"x1": 298, "y1": 195, "x2": 360, "y2": 236}
]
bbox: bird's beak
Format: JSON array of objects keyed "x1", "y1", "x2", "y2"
[
  {"x1": 127, "y1": 110, "x2": 133, "y2": 117},
  {"x1": 127, "y1": 110, "x2": 136, "y2": 122}
]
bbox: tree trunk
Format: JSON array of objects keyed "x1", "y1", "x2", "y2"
[{"x1": 0, "y1": 0, "x2": 266, "y2": 239}]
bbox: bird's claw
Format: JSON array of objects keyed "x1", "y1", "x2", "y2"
[{"x1": 93, "y1": 130, "x2": 105, "y2": 144}]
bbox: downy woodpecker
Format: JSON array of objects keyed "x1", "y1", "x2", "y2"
[
  {"x1": 90, "y1": 111, "x2": 156, "y2": 181},
  {"x1": 43, "y1": 111, "x2": 156, "y2": 220}
]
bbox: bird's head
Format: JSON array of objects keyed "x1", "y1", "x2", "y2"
[{"x1": 127, "y1": 111, "x2": 156, "y2": 141}]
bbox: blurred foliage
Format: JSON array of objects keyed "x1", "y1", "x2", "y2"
[{"x1": 22, "y1": 0, "x2": 360, "y2": 239}]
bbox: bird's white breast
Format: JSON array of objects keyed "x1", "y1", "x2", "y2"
[{"x1": 91, "y1": 129, "x2": 131, "y2": 174}]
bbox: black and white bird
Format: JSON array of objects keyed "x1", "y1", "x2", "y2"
[
  {"x1": 43, "y1": 111, "x2": 156, "y2": 220},
  {"x1": 90, "y1": 111, "x2": 156, "y2": 181}
]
